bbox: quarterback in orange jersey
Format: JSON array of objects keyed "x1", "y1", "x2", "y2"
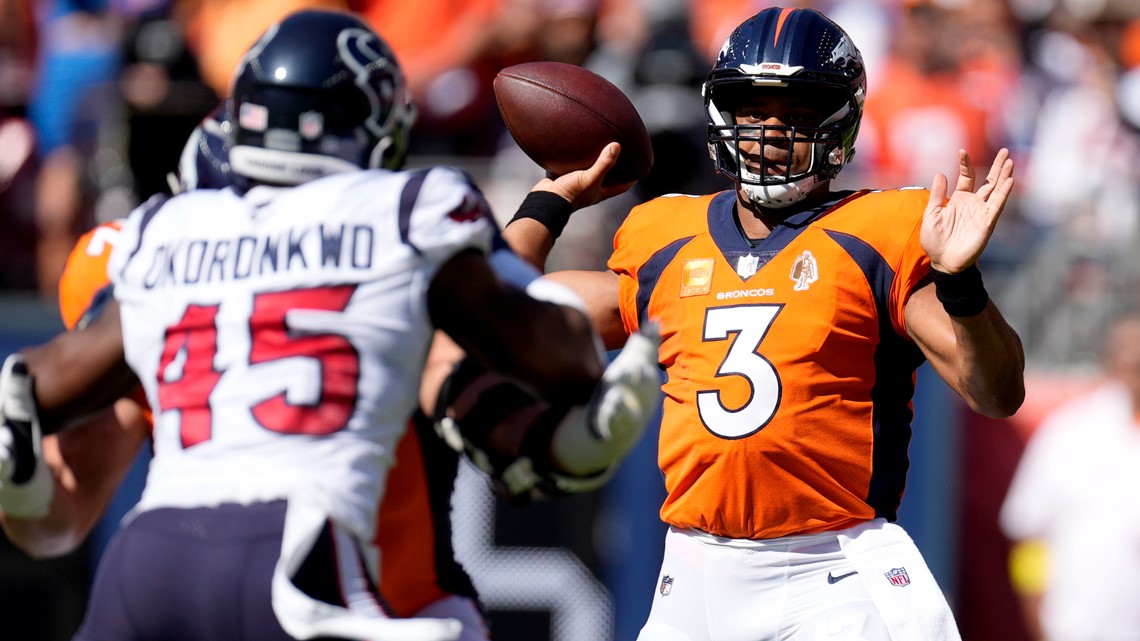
[{"x1": 505, "y1": 7, "x2": 1024, "y2": 641}]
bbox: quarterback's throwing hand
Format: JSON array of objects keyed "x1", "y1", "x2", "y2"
[{"x1": 920, "y1": 148, "x2": 1015, "y2": 274}]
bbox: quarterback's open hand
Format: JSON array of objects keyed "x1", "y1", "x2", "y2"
[{"x1": 920, "y1": 148, "x2": 1015, "y2": 274}]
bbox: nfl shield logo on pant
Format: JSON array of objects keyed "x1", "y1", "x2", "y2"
[
  {"x1": 884, "y1": 567, "x2": 911, "y2": 587},
  {"x1": 660, "y1": 575, "x2": 674, "y2": 596}
]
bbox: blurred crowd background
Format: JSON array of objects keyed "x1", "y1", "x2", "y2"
[
  {"x1": 2, "y1": 0, "x2": 1140, "y2": 364},
  {"x1": 4, "y1": 0, "x2": 1140, "y2": 368},
  {"x1": 1, "y1": 0, "x2": 1139, "y2": 639}
]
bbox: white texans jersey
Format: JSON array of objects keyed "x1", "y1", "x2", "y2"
[{"x1": 107, "y1": 167, "x2": 497, "y2": 539}]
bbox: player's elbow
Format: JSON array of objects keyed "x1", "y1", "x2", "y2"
[
  {"x1": 961, "y1": 338, "x2": 1026, "y2": 418},
  {"x1": 964, "y1": 375, "x2": 1025, "y2": 418}
]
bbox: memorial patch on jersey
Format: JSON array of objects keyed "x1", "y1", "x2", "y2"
[
  {"x1": 680, "y1": 258, "x2": 713, "y2": 297},
  {"x1": 790, "y1": 250, "x2": 819, "y2": 291}
]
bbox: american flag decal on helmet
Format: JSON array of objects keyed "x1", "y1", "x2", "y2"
[
  {"x1": 884, "y1": 567, "x2": 911, "y2": 587},
  {"x1": 239, "y1": 103, "x2": 268, "y2": 132}
]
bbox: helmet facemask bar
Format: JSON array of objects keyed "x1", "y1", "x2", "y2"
[
  {"x1": 701, "y1": 6, "x2": 868, "y2": 208},
  {"x1": 705, "y1": 80, "x2": 856, "y2": 188},
  {"x1": 708, "y1": 122, "x2": 846, "y2": 187}
]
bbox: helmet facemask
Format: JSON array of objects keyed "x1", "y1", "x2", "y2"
[
  {"x1": 701, "y1": 7, "x2": 867, "y2": 209},
  {"x1": 706, "y1": 81, "x2": 860, "y2": 209}
]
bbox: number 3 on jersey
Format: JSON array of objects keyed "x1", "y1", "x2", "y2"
[
  {"x1": 697, "y1": 304, "x2": 783, "y2": 439},
  {"x1": 157, "y1": 285, "x2": 359, "y2": 448}
]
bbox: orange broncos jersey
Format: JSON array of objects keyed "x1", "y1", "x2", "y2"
[
  {"x1": 609, "y1": 188, "x2": 932, "y2": 540},
  {"x1": 59, "y1": 221, "x2": 124, "y2": 332},
  {"x1": 59, "y1": 222, "x2": 473, "y2": 617}
]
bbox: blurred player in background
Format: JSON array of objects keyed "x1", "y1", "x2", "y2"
[
  {"x1": 0, "y1": 219, "x2": 152, "y2": 562},
  {"x1": 505, "y1": 7, "x2": 1025, "y2": 640},
  {"x1": 1001, "y1": 312, "x2": 1140, "y2": 641},
  {"x1": 0, "y1": 9, "x2": 658, "y2": 641}
]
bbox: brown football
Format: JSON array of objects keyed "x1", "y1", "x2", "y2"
[{"x1": 493, "y1": 61, "x2": 653, "y2": 186}]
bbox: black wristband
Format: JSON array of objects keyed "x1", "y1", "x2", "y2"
[
  {"x1": 509, "y1": 191, "x2": 573, "y2": 239},
  {"x1": 931, "y1": 264, "x2": 989, "y2": 317}
]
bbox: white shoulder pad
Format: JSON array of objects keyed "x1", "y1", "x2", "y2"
[{"x1": 403, "y1": 167, "x2": 497, "y2": 262}]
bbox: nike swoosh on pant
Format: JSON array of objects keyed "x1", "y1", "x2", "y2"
[{"x1": 827, "y1": 571, "x2": 858, "y2": 584}]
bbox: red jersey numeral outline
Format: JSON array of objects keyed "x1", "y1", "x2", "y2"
[{"x1": 157, "y1": 285, "x2": 360, "y2": 448}]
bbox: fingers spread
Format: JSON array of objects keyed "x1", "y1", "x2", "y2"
[
  {"x1": 955, "y1": 149, "x2": 974, "y2": 193},
  {"x1": 977, "y1": 148, "x2": 1012, "y2": 201},
  {"x1": 987, "y1": 170, "x2": 1015, "y2": 223}
]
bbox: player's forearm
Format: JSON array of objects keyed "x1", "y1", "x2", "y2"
[
  {"x1": 4, "y1": 405, "x2": 145, "y2": 558},
  {"x1": 22, "y1": 310, "x2": 137, "y2": 433},
  {"x1": 462, "y1": 298, "x2": 603, "y2": 407},
  {"x1": 544, "y1": 270, "x2": 628, "y2": 350},
  {"x1": 502, "y1": 189, "x2": 574, "y2": 271},
  {"x1": 502, "y1": 218, "x2": 556, "y2": 271},
  {"x1": 1, "y1": 493, "x2": 87, "y2": 558},
  {"x1": 500, "y1": 141, "x2": 627, "y2": 269},
  {"x1": 945, "y1": 302, "x2": 1025, "y2": 418},
  {"x1": 1, "y1": 436, "x2": 87, "y2": 558},
  {"x1": 907, "y1": 284, "x2": 1025, "y2": 417},
  {"x1": 430, "y1": 251, "x2": 604, "y2": 407}
]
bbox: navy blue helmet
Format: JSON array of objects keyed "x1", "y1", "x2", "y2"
[
  {"x1": 227, "y1": 10, "x2": 416, "y2": 185},
  {"x1": 703, "y1": 7, "x2": 866, "y2": 207},
  {"x1": 176, "y1": 100, "x2": 233, "y2": 192}
]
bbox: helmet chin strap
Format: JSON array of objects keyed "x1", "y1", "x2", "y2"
[
  {"x1": 728, "y1": 132, "x2": 839, "y2": 210},
  {"x1": 741, "y1": 174, "x2": 822, "y2": 209},
  {"x1": 732, "y1": 137, "x2": 840, "y2": 209}
]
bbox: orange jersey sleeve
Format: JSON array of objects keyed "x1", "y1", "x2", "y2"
[
  {"x1": 58, "y1": 221, "x2": 124, "y2": 331},
  {"x1": 608, "y1": 188, "x2": 932, "y2": 540}
]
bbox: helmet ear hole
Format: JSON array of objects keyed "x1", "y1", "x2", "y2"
[{"x1": 828, "y1": 147, "x2": 845, "y2": 166}]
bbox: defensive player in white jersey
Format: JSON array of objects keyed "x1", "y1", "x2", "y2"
[
  {"x1": 0, "y1": 10, "x2": 659, "y2": 641},
  {"x1": 0, "y1": 101, "x2": 648, "y2": 640}
]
